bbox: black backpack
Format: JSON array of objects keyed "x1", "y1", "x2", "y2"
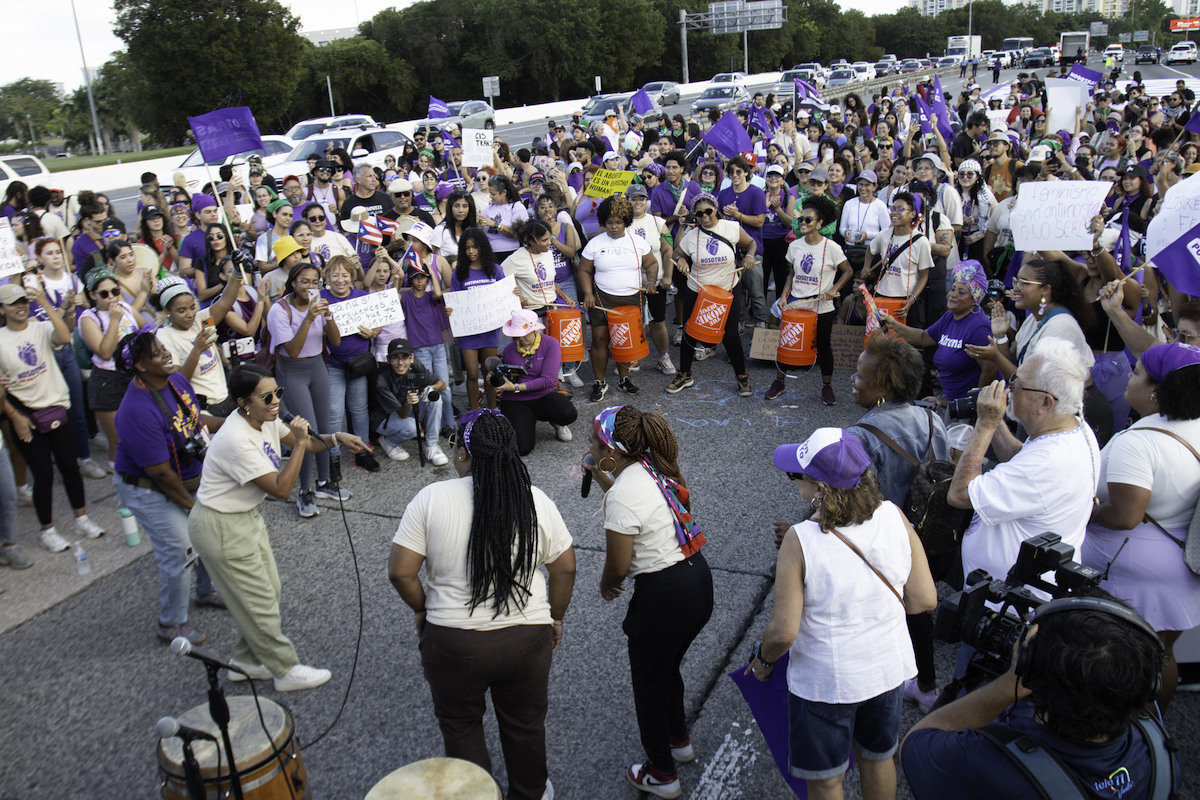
[{"x1": 858, "y1": 408, "x2": 972, "y2": 555}]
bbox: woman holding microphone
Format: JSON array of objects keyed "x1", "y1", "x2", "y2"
[
  {"x1": 188, "y1": 364, "x2": 366, "y2": 691},
  {"x1": 583, "y1": 404, "x2": 712, "y2": 800}
]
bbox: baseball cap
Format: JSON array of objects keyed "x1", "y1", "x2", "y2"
[
  {"x1": 529, "y1": 172, "x2": 546, "y2": 184},
  {"x1": 766, "y1": 164, "x2": 786, "y2": 177},
  {"x1": 387, "y1": 338, "x2": 414, "y2": 357},
  {"x1": 808, "y1": 166, "x2": 830, "y2": 183},
  {"x1": 774, "y1": 428, "x2": 871, "y2": 489},
  {"x1": 249, "y1": 167, "x2": 264, "y2": 176},
  {"x1": 1124, "y1": 163, "x2": 1149, "y2": 179},
  {"x1": 1028, "y1": 145, "x2": 1051, "y2": 162},
  {"x1": 0, "y1": 284, "x2": 28, "y2": 304},
  {"x1": 857, "y1": 169, "x2": 878, "y2": 184},
  {"x1": 141, "y1": 205, "x2": 164, "y2": 219},
  {"x1": 985, "y1": 131, "x2": 1009, "y2": 144},
  {"x1": 602, "y1": 150, "x2": 618, "y2": 162},
  {"x1": 626, "y1": 183, "x2": 649, "y2": 198}
]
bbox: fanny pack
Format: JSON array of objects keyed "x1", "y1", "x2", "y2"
[{"x1": 31, "y1": 405, "x2": 69, "y2": 434}]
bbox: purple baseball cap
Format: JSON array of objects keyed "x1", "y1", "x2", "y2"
[
  {"x1": 774, "y1": 428, "x2": 871, "y2": 489},
  {"x1": 1141, "y1": 343, "x2": 1200, "y2": 383}
]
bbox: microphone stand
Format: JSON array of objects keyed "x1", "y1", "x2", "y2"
[
  {"x1": 205, "y1": 662, "x2": 245, "y2": 800},
  {"x1": 181, "y1": 740, "x2": 206, "y2": 800}
]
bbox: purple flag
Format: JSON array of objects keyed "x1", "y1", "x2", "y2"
[
  {"x1": 442, "y1": 130, "x2": 461, "y2": 149},
  {"x1": 1185, "y1": 105, "x2": 1200, "y2": 135},
  {"x1": 914, "y1": 95, "x2": 934, "y2": 137},
  {"x1": 704, "y1": 110, "x2": 753, "y2": 159},
  {"x1": 631, "y1": 88, "x2": 654, "y2": 115},
  {"x1": 750, "y1": 104, "x2": 775, "y2": 136},
  {"x1": 930, "y1": 75, "x2": 954, "y2": 144},
  {"x1": 1067, "y1": 64, "x2": 1104, "y2": 94},
  {"x1": 1115, "y1": 208, "x2": 1144, "y2": 324},
  {"x1": 428, "y1": 96, "x2": 450, "y2": 119},
  {"x1": 187, "y1": 107, "x2": 265, "y2": 163}
]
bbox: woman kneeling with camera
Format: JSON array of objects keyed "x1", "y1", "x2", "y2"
[{"x1": 491, "y1": 310, "x2": 577, "y2": 456}]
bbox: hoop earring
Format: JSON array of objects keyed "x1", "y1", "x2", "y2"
[
  {"x1": 599, "y1": 456, "x2": 618, "y2": 476},
  {"x1": 876, "y1": 395, "x2": 886, "y2": 408},
  {"x1": 810, "y1": 494, "x2": 823, "y2": 511}
]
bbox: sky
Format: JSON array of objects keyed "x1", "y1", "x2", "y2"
[{"x1": 6, "y1": 0, "x2": 898, "y2": 95}]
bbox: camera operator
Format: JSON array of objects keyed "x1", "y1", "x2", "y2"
[
  {"x1": 375, "y1": 338, "x2": 448, "y2": 466},
  {"x1": 948, "y1": 338, "x2": 1100, "y2": 593},
  {"x1": 491, "y1": 310, "x2": 577, "y2": 456},
  {"x1": 901, "y1": 588, "x2": 1181, "y2": 800}
]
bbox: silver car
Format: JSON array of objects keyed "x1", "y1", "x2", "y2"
[
  {"x1": 691, "y1": 84, "x2": 752, "y2": 115},
  {"x1": 827, "y1": 68, "x2": 857, "y2": 88},
  {"x1": 580, "y1": 92, "x2": 665, "y2": 125},
  {"x1": 643, "y1": 81, "x2": 681, "y2": 106},
  {"x1": 417, "y1": 99, "x2": 495, "y2": 132}
]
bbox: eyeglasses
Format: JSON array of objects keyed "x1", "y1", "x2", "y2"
[
  {"x1": 259, "y1": 387, "x2": 285, "y2": 404},
  {"x1": 93, "y1": 288, "x2": 120, "y2": 299},
  {"x1": 394, "y1": 191, "x2": 412, "y2": 197},
  {"x1": 798, "y1": 216, "x2": 818, "y2": 224},
  {"x1": 695, "y1": 208, "x2": 716, "y2": 218},
  {"x1": 1009, "y1": 374, "x2": 1056, "y2": 400},
  {"x1": 306, "y1": 215, "x2": 326, "y2": 222},
  {"x1": 1176, "y1": 329, "x2": 1198, "y2": 343},
  {"x1": 1012, "y1": 277, "x2": 1044, "y2": 288}
]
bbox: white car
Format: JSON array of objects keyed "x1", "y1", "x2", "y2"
[
  {"x1": 273, "y1": 127, "x2": 414, "y2": 183},
  {"x1": 1168, "y1": 41, "x2": 1198, "y2": 64},
  {"x1": 1105, "y1": 44, "x2": 1125, "y2": 62},
  {"x1": 852, "y1": 62, "x2": 876, "y2": 81},
  {"x1": 0, "y1": 154, "x2": 52, "y2": 200},
  {"x1": 283, "y1": 115, "x2": 378, "y2": 142},
  {"x1": 174, "y1": 135, "x2": 295, "y2": 193},
  {"x1": 710, "y1": 72, "x2": 747, "y2": 85}
]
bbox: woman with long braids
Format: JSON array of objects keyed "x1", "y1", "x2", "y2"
[
  {"x1": 389, "y1": 409, "x2": 577, "y2": 800},
  {"x1": 583, "y1": 405, "x2": 713, "y2": 800}
]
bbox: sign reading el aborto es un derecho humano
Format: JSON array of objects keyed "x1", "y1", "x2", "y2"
[
  {"x1": 327, "y1": 291, "x2": 405, "y2": 333},
  {"x1": 584, "y1": 168, "x2": 636, "y2": 199},
  {"x1": 1011, "y1": 181, "x2": 1110, "y2": 253},
  {"x1": 0, "y1": 218, "x2": 23, "y2": 278}
]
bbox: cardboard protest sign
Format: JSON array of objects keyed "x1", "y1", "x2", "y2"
[
  {"x1": 443, "y1": 274, "x2": 522, "y2": 337},
  {"x1": 328, "y1": 290, "x2": 404, "y2": 333},
  {"x1": 583, "y1": 168, "x2": 636, "y2": 199},
  {"x1": 1011, "y1": 181, "x2": 1110, "y2": 253},
  {"x1": 461, "y1": 128, "x2": 494, "y2": 168},
  {"x1": 1044, "y1": 79, "x2": 1090, "y2": 137},
  {"x1": 749, "y1": 324, "x2": 863, "y2": 370},
  {"x1": 0, "y1": 219, "x2": 23, "y2": 278}
]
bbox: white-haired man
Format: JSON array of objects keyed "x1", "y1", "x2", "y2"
[{"x1": 948, "y1": 337, "x2": 1100, "y2": 584}]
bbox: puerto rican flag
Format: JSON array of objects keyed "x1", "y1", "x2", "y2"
[
  {"x1": 357, "y1": 218, "x2": 383, "y2": 246},
  {"x1": 377, "y1": 217, "x2": 401, "y2": 237},
  {"x1": 399, "y1": 244, "x2": 427, "y2": 276}
]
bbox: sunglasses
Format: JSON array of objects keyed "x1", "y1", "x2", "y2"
[
  {"x1": 207, "y1": 234, "x2": 225, "y2": 241},
  {"x1": 306, "y1": 215, "x2": 326, "y2": 222},
  {"x1": 93, "y1": 288, "x2": 120, "y2": 300},
  {"x1": 259, "y1": 387, "x2": 285, "y2": 404},
  {"x1": 695, "y1": 208, "x2": 716, "y2": 217},
  {"x1": 786, "y1": 471, "x2": 804, "y2": 482},
  {"x1": 798, "y1": 216, "x2": 818, "y2": 224},
  {"x1": 394, "y1": 191, "x2": 412, "y2": 197}
]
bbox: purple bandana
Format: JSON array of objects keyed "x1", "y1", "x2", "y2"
[{"x1": 1142, "y1": 343, "x2": 1200, "y2": 383}]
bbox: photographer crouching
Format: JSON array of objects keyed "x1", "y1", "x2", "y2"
[
  {"x1": 375, "y1": 338, "x2": 449, "y2": 466},
  {"x1": 489, "y1": 310, "x2": 577, "y2": 456}
]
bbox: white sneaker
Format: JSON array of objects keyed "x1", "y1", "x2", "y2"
[
  {"x1": 17, "y1": 485, "x2": 32, "y2": 505},
  {"x1": 77, "y1": 459, "x2": 108, "y2": 479},
  {"x1": 552, "y1": 423, "x2": 573, "y2": 442},
  {"x1": 566, "y1": 370, "x2": 585, "y2": 388},
  {"x1": 75, "y1": 516, "x2": 106, "y2": 540},
  {"x1": 39, "y1": 528, "x2": 70, "y2": 553},
  {"x1": 694, "y1": 346, "x2": 714, "y2": 362},
  {"x1": 425, "y1": 445, "x2": 449, "y2": 466},
  {"x1": 451, "y1": 380, "x2": 468, "y2": 396},
  {"x1": 382, "y1": 442, "x2": 410, "y2": 461},
  {"x1": 657, "y1": 354, "x2": 677, "y2": 375},
  {"x1": 541, "y1": 779, "x2": 555, "y2": 800},
  {"x1": 227, "y1": 662, "x2": 273, "y2": 682},
  {"x1": 273, "y1": 664, "x2": 332, "y2": 692}
]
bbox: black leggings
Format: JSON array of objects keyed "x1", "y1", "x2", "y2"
[
  {"x1": 907, "y1": 549, "x2": 962, "y2": 687},
  {"x1": 762, "y1": 236, "x2": 791, "y2": 303},
  {"x1": 678, "y1": 285, "x2": 746, "y2": 376},
  {"x1": 499, "y1": 393, "x2": 578, "y2": 456},
  {"x1": 625, "y1": 553, "x2": 714, "y2": 775},
  {"x1": 13, "y1": 417, "x2": 85, "y2": 525}
]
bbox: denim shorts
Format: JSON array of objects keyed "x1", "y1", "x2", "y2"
[{"x1": 787, "y1": 685, "x2": 903, "y2": 781}]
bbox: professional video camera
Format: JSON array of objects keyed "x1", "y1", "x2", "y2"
[
  {"x1": 932, "y1": 533, "x2": 1105, "y2": 702},
  {"x1": 487, "y1": 363, "x2": 528, "y2": 388}
]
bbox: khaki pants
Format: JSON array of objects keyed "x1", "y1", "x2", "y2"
[{"x1": 188, "y1": 503, "x2": 299, "y2": 677}]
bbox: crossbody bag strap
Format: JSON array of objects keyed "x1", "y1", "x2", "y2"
[
  {"x1": 830, "y1": 526, "x2": 904, "y2": 607},
  {"x1": 976, "y1": 725, "x2": 1089, "y2": 800},
  {"x1": 857, "y1": 423, "x2": 921, "y2": 468},
  {"x1": 1138, "y1": 427, "x2": 1200, "y2": 548}
]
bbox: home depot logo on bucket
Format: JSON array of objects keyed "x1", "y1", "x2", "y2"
[
  {"x1": 694, "y1": 299, "x2": 726, "y2": 330},
  {"x1": 779, "y1": 319, "x2": 807, "y2": 348},
  {"x1": 610, "y1": 322, "x2": 630, "y2": 349},
  {"x1": 559, "y1": 318, "x2": 583, "y2": 347}
]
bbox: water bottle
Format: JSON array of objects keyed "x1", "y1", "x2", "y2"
[
  {"x1": 73, "y1": 541, "x2": 90, "y2": 576},
  {"x1": 118, "y1": 508, "x2": 140, "y2": 547}
]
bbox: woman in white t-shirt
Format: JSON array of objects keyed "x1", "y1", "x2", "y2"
[
  {"x1": 578, "y1": 196, "x2": 658, "y2": 401},
  {"x1": 667, "y1": 193, "x2": 758, "y2": 397},
  {"x1": 767, "y1": 195, "x2": 853, "y2": 404},
  {"x1": 389, "y1": 409, "x2": 576, "y2": 800},
  {"x1": 862, "y1": 191, "x2": 933, "y2": 315},
  {"x1": 1084, "y1": 343, "x2": 1200, "y2": 712},
  {"x1": 188, "y1": 364, "x2": 364, "y2": 692},
  {"x1": 152, "y1": 275, "x2": 242, "y2": 413},
  {"x1": 431, "y1": 190, "x2": 476, "y2": 265},
  {"x1": 584, "y1": 405, "x2": 712, "y2": 799},
  {"x1": 750, "y1": 428, "x2": 935, "y2": 798}
]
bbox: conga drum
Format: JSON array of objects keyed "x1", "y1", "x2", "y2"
[
  {"x1": 158, "y1": 697, "x2": 308, "y2": 799},
  {"x1": 545, "y1": 307, "x2": 585, "y2": 362},
  {"x1": 684, "y1": 285, "x2": 733, "y2": 345},
  {"x1": 365, "y1": 758, "x2": 502, "y2": 800},
  {"x1": 867, "y1": 296, "x2": 908, "y2": 346},
  {"x1": 606, "y1": 305, "x2": 649, "y2": 364},
  {"x1": 777, "y1": 309, "x2": 817, "y2": 367}
]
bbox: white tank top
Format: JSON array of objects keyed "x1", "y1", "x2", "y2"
[{"x1": 785, "y1": 501, "x2": 916, "y2": 704}]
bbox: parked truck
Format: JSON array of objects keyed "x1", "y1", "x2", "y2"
[
  {"x1": 946, "y1": 35, "x2": 983, "y2": 60},
  {"x1": 1058, "y1": 31, "x2": 1090, "y2": 65}
]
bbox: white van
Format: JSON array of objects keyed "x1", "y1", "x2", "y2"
[
  {"x1": 1168, "y1": 41, "x2": 1198, "y2": 65},
  {"x1": 1104, "y1": 44, "x2": 1125, "y2": 62}
]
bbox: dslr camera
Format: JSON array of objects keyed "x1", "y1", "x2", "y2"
[
  {"x1": 394, "y1": 371, "x2": 439, "y2": 403},
  {"x1": 488, "y1": 363, "x2": 528, "y2": 388},
  {"x1": 181, "y1": 432, "x2": 208, "y2": 463},
  {"x1": 933, "y1": 533, "x2": 1103, "y2": 685},
  {"x1": 947, "y1": 387, "x2": 981, "y2": 422}
]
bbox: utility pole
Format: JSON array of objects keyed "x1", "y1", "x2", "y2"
[
  {"x1": 327, "y1": 75, "x2": 336, "y2": 116},
  {"x1": 679, "y1": 9, "x2": 690, "y2": 84},
  {"x1": 70, "y1": 0, "x2": 104, "y2": 156}
]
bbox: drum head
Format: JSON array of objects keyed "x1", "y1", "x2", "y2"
[
  {"x1": 158, "y1": 697, "x2": 291, "y2": 779},
  {"x1": 131, "y1": 243, "x2": 159, "y2": 274},
  {"x1": 365, "y1": 758, "x2": 501, "y2": 800}
]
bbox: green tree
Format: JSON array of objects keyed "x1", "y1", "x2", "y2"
[
  {"x1": 278, "y1": 39, "x2": 419, "y2": 129},
  {"x1": 113, "y1": 0, "x2": 306, "y2": 144},
  {"x1": 872, "y1": 7, "x2": 945, "y2": 60},
  {"x1": 0, "y1": 79, "x2": 61, "y2": 144}
]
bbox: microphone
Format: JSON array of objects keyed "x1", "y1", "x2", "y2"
[
  {"x1": 170, "y1": 637, "x2": 247, "y2": 677},
  {"x1": 278, "y1": 408, "x2": 321, "y2": 440},
  {"x1": 483, "y1": 355, "x2": 501, "y2": 376},
  {"x1": 582, "y1": 454, "x2": 596, "y2": 498},
  {"x1": 156, "y1": 716, "x2": 218, "y2": 742}
]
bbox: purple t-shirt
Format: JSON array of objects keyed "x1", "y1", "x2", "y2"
[
  {"x1": 716, "y1": 184, "x2": 768, "y2": 252},
  {"x1": 266, "y1": 300, "x2": 327, "y2": 358},
  {"x1": 321, "y1": 287, "x2": 371, "y2": 367},
  {"x1": 113, "y1": 373, "x2": 205, "y2": 481},
  {"x1": 500, "y1": 334, "x2": 562, "y2": 401},
  {"x1": 650, "y1": 179, "x2": 703, "y2": 239},
  {"x1": 926, "y1": 308, "x2": 992, "y2": 401},
  {"x1": 400, "y1": 290, "x2": 447, "y2": 349},
  {"x1": 763, "y1": 186, "x2": 795, "y2": 239},
  {"x1": 178, "y1": 229, "x2": 207, "y2": 265},
  {"x1": 72, "y1": 234, "x2": 102, "y2": 279}
]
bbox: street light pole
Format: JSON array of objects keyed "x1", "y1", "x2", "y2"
[{"x1": 70, "y1": 0, "x2": 104, "y2": 156}]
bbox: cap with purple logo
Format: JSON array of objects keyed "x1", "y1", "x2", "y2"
[{"x1": 774, "y1": 428, "x2": 871, "y2": 489}]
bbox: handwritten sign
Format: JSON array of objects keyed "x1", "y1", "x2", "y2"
[
  {"x1": 328, "y1": 290, "x2": 404, "y2": 333},
  {"x1": 461, "y1": 128, "x2": 494, "y2": 168},
  {"x1": 749, "y1": 324, "x2": 863, "y2": 369},
  {"x1": 1011, "y1": 181, "x2": 1110, "y2": 253},
  {"x1": 444, "y1": 274, "x2": 522, "y2": 336},
  {"x1": 584, "y1": 168, "x2": 636, "y2": 199},
  {"x1": 0, "y1": 219, "x2": 23, "y2": 278},
  {"x1": 1044, "y1": 79, "x2": 1090, "y2": 137}
]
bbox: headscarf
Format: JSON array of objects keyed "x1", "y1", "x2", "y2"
[
  {"x1": 951, "y1": 259, "x2": 988, "y2": 304},
  {"x1": 593, "y1": 406, "x2": 705, "y2": 557},
  {"x1": 1141, "y1": 342, "x2": 1200, "y2": 383},
  {"x1": 156, "y1": 275, "x2": 193, "y2": 311},
  {"x1": 86, "y1": 268, "x2": 117, "y2": 293},
  {"x1": 458, "y1": 408, "x2": 505, "y2": 455},
  {"x1": 690, "y1": 192, "x2": 718, "y2": 213}
]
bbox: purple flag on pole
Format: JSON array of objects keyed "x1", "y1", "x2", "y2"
[
  {"x1": 428, "y1": 96, "x2": 450, "y2": 119},
  {"x1": 1067, "y1": 64, "x2": 1104, "y2": 94},
  {"x1": 187, "y1": 107, "x2": 265, "y2": 163},
  {"x1": 1115, "y1": 208, "x2": 1144, "y2": 324},
  {"x1": 914, "y1": 95, "x2": 934, "y2": 137},
  {"x1": 704, "y1": 111, "x2": 753, "y2": 159},
  {"x1": 631, "y1": 88, "x2": 655, "y2": 115},
  {"x1": 930, "y1": 75, "x2": 954, "y2": 144},
  {"x1": 1185, "y1": 106, "x2": 1200, "y2": 136},
  {"x1": 750, "y1": 105, "x2": 775, "y2": 136},
  {"x1": 442, "y1": 130, "x2": 461, "y2": 149}
]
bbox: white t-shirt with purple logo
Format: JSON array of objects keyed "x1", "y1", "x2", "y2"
[
  {"x1": 195, "y1": 410, "x2": 292, "y2": 513},
  {"x1": 784, "y1": 237, "x2": 846, "y2": 314}
]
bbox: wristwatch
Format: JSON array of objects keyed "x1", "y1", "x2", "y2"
[
  {"x1": 489, "y1": 224, "x2": 500, "y2": 234},
  {"x1": 750, "y1": 641, "x2": 776, "y2": 668}
]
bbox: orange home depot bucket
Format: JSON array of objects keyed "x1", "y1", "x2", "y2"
[
  {"x1": 865, "y1": 296, "x2": 908, "y2": 346},
  {"x1": 607, "y1": 305, "x2": 649, "y2": 363},
  {"x1": 685, "y1": 285, "x2": 733, "y2": 345},
  {"x1": 778, "y1": 309, "x2": 817, "y2": 367},
  {"x1": 546, "y1": 308, "x2": 586, "y2": 362}
]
